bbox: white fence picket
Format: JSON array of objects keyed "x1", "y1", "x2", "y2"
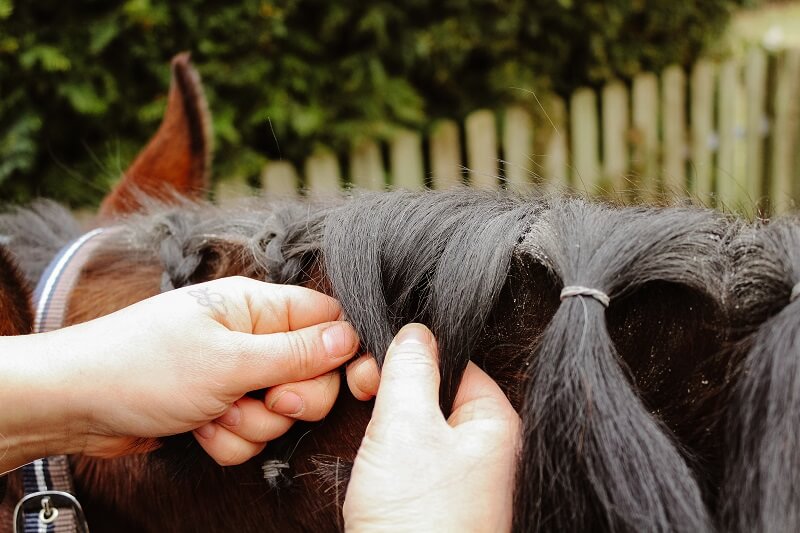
[
  {"x1": 429, "y1": 120, "x2": 462, "y2": 189},
  {"x1": 465, "y1": 109, "x2": 499, "y2": 189},
  {"x1": 213, "y1": 46, "x2": 800, "y2": 216},
  {"x1": 502, "y1": 106, "x2": 534, "y2": 191}
]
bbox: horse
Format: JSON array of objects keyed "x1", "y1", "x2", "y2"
[{"x1": 1, "y1": 54, "x2": 798, "y2": 533}]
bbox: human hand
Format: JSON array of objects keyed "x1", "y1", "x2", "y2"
[
  {"x1": 0, "y1": 277, "x2": 358, "y2": 471},
  {"x1": 343, "y1": 324, "x2": 521, "y2": 532}
]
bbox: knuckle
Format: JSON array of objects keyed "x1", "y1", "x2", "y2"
[
  {"x1": 253, "y1": 419, "x2": 274, "y2": 441},
  {"x1": 272, "y1": 284, "x2": 297, "y2": 305},
  {"x1": 306, "y1": 373, "x2": 339, "y2": 421},
  {"x1": 388, "y1": 345, "x2": 437, "y2": 371},
  {"x1": 382, "y1": 346, "x2": 440, "y2": 390},
  {"x1": 212, "y1": 275, "x2": 239, "y2": 292},
  {"x1": 214, "y1": 445, "x2": 247, "y2": 467},
  {"x1": 258, "y1": 417, "x2": 290, "y2": 441},
  {"x1": 319, "y1": 294, "x2": 344, "y2": 319},
  {"x1": 347, "y1": 356, "x2": 378, "y2": 395},
  {"x1": 215, "y1": 333, "x2": 252, "y2": 371},
  {"x1": 257, "y1": 297, "x2": 282, "y2": 326},
  {"x1": 285, "y1": 332, "x2": 316, "y2": 373},
  {"x1": 284, "y1": 284, "x2": 342, "y2": 314}
]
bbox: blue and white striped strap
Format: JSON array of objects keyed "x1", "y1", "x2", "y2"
[
  {"x1": 13, "y1": 228, "x2": 113, "y2": 533},
  {"x1": 33, "y1": 228, "x2": 106, "y2": 333}
]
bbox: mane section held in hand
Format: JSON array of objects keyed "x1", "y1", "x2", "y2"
[{"x1": 322, "y1": 190, "x2": 538, "y2": 413}]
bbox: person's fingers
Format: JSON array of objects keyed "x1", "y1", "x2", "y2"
[
  {"x1": 227, "y1": 320, "x2": 359, "y2": 392},
  {"x1": 371, "y1": 323, "x2": 442, "y2": 422},
  {"x1": 265, "y1": 371, "x2": 340, "y2": 421},
  {"x1": 214, "y1": 396, "x2": 295, "y2": 443},
  {"x1": 448, "y1": 361, "x2": 520, "y2": 429},
  {"x1": 237, "y1": 278, "x2": 344, "y2": 333},
  {"x1": 346, "y1": 354, "x2": 379, "y2": 400},
  {"x1": 193, "y1": 422, "x2": 267, "y2": 466}
]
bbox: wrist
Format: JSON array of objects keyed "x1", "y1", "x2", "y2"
[{"x1": 0, "y1": 332, "x2": 89, "y2": 474}]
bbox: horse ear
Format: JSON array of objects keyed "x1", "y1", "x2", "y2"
[
  {"x1": 0, "y1": 245, "x2": 33, "y2": 335},
  {"x1": 98, "y1": 52, "x2": 213, "y2": 218}
]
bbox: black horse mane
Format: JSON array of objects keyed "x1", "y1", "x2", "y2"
[{"x1": 1, "y1": 189, "x2": 798, "y2": 532}]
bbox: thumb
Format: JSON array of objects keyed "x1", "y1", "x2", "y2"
[{"x1": 372, "y1": 323, "x2": 443, "y2": 422}]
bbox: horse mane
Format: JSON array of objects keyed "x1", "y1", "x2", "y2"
[
  {"x1": 514, "y1": 198, "x2": 728, "y2": 531},
  {"x1": 0, "y1": 200, "x2": 83, "y2": 286},
  {"x1": 721, "y1": 218, "x2": 800, "y2": 531},
  {"x1": 1, "y1": 189, "x2": 798, "y2": 531}
]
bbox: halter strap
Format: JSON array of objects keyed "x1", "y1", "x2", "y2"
[
  {"x1": 33, "y1": 228, "x2": 107, "y2": 333},
  {"x1": 13, "y1": 228, "x2": 115, "y2": 533}
]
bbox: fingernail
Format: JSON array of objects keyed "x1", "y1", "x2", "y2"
[
  {"x1": 269, "y1": 391, "x2": 304, "y2": 416},
  {"x1": 393, "y1": 323, "x2": 431, "y2": 346},
  {"x1": 322, "y1": 322, "x2": 356, "y2": 358},
  {"x1": 195, "y1": 423, "x2": 216, "y2": 439},
  {"x1": 217, "y1": 404, "x2": 240, "y2": 427}
]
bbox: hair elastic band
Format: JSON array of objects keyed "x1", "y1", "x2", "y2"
[
  {"x1": 791, "y1": 283, "x2": 800, "y2": 302},
  {"x1": 560, "y1": 286, "x2": 610, "y2": 308}
]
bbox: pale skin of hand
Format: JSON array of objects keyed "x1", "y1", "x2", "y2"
[
  {"x1": 0, "y1": 281, "x2": 519, "y2": 531},
  {"x1": 0, "y1": 276, "x2": 360, "y2": 474},
  {"x1": 343, "y1": 323, "x2": 521, "y2": 533}
]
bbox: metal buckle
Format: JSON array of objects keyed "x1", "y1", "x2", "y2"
[{"x1": 12, "y1": 491, "x2": 90, "y2": 533}]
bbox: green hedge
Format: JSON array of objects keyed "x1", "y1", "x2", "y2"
[{"x1": 0, "y1": 0, "x2": 742, "y2": 207}]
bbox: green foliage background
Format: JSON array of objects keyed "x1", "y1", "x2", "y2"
[{"x1": 0, "y1": 0, "x2": 742, "y2": 207}]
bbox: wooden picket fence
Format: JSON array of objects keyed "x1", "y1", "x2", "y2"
[{"x1": 216, "y1": 46, "x2": 800, "y2": 215}]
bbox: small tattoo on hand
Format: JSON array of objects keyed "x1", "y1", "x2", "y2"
[{"x1": 188, "y1": 286, "x2": 228, "y2": 315}]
